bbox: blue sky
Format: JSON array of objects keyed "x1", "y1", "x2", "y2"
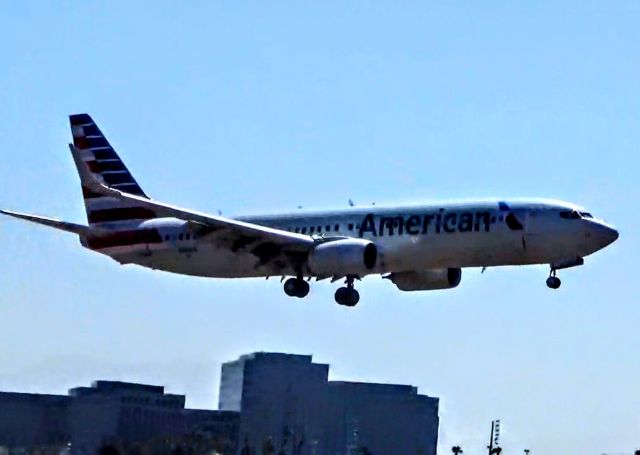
[{"x1": 0, "y1": 2, "x2": 638, "y2": 453}]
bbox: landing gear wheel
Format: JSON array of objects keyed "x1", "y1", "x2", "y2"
[
  {"x1": 546, "y1": 275, "x2": 561, "y2": 289},
  {"x1": 296, "y1": 280, "x2": 310, "y2": 298},
  {"x1": 284, "y1": 278, "x2": 310, "y2": 298},
  {"x1": 335, "y1": 287, "x2": 360, "y2": 307}
]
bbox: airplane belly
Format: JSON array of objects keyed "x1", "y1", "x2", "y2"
[{"x1": 378, "y1": 230, "x2": 529, "y2": 270}]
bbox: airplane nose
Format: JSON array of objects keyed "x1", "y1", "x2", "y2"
[{"x1": 593, "y1": 222, "x2": 619, "y2": 248}]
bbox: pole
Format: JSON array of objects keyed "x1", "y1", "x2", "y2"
[{"x1": 487, "y1": 421, "x2": 494, "y2": 455}]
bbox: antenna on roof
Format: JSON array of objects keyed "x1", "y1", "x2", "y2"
[{"x1": 348, "y1": 199, "x2": 355, "y2": 207}]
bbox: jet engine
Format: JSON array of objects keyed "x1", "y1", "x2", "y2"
[
  {"x1": 308, "y1": 239, "x2": 377, "y2": 277},
  {"x1": 387, "y1": 268, "x2": 462, "y2": 291}
]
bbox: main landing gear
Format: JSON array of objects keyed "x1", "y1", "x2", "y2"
[
  {"x1": 335, "y1": 276, "x2": 360, "y2": 307},
  {"x1": 546, "y1": 269, "x2": 561, "y2": 289},
  {"x1": 283, "y1": 276, "x2": 310, "y2": 298},
  {"x1": 282, "y1": 275, "x2": 360, "y2": 307}
]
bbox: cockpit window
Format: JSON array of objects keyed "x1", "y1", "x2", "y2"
[
  {"x1": 579, "y1": 212, "x2": 593, "y2": 219},
  {"x1": 559, "y1": 210, "x2": 582, "y2": 220}
]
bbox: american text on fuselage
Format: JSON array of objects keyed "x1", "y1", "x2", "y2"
[
  {"x1": 236, "y1": 200, "x2": 616, "y2": 305},
  {"x1": 113, "y1": 200, "x2": 618, "y2": 306}
]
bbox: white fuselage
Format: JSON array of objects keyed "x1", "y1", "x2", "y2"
[{"x1": 87, "y1": 199, "x2": 618, "y2": 279}]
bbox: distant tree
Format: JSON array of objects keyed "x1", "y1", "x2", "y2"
[
  {"x1": 98, "y1": 444, "x2": 120, "y2": 455},
  {"x1": 241, "y1": 436, "x2": 252, "y2": 455},
  {"x1": 262, "y1": 437, "x2": 275, "y2": 455},
  {"x1": 452, "y1": 446, "x2": 463, "y2": 454}
]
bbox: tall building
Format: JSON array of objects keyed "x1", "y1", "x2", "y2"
[
  {"x1": 219, "y1": 352, "x2": 439, "y2": 455},
  {"x1": 219, "y1": 352, "x2": 329, "y2": 454}
]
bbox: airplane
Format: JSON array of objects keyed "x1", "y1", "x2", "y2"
[{"x1": 1, "y1": 114, "x2": 619, "y2": 306}]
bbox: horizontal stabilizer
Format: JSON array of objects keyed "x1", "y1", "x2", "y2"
[{"x1": 0, "y1": 209, "x2": 90, "y2": 235}]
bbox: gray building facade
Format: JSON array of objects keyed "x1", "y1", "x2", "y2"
[
  {"x1": 0, "y1": 381, "x2": 239, "y2": 454},
  {"x1": 219, "y1": 352, "x2": 439, "y2": 455},
  {"x1": 219, "y1": 353, "x2": 329, "y2": 454},
  {"x1": 325, "y1": 382, "x2": 439, "y2": 455},
  {"x1": 0, "y1": 392, "x2": 70, "y2": 449}
]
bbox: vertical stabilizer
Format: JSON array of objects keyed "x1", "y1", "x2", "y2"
[{"x1": 69, "y1": 114, "x2": 158, "y2": 227}]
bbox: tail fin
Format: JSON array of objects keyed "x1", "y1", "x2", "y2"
[{"x1": 69, "y1": 114, "x2": 158, "y2": 227}]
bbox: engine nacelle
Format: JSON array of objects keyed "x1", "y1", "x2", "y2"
[
  {"x1": 308, "y1": 239, "x2": 378, "y2": 277},
  {"x1": 388, "y1": 268, "x2": 462, "y2": 291}
]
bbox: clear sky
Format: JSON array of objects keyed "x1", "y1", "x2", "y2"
[{"x1": 0, "y1": 2, "x2": 638, "y2": 454}]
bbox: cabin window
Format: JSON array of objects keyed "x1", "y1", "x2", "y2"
[
  {"x1": 295, "y1": 227, "x2": 300, "y2": 233},
  {"x1": 560, "y1": 210, "x2": 581, "y2": 220},
  {"x1": 317, "y1": 226, "x2": 322, "y2": 232},
  {"x1": 326, "y1": 225, "x2": 331, "y2": 231},
  {"x1": 164, "y1": 235, "x2": 170, "y2": 241},
  {"x1": 334, "y1": 224, "x2": 340, "y2": 231},
  {"x1": 348, "y1": 223, "x2": 354, "y2": 230},
  {"x1": 309, "y1": 227, "x2": 315, "y2": 233}
]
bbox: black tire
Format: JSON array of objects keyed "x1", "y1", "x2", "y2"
[
  {"x1": 335, "y1": 287, "x2": 349, "y2": 305},
  {"x1": 284, "y1": 278, "x2": 300, "y2": 297},
  {"x1": 296, "y1": 280, "x2": 310, "y2": 298},
  {"x1": 546, "y1": 276, "x2": 561, "y2": 289},
  {"x1": 335, "y1": 287, "x2": 359, "y2": 306},
  {"x1": 345, "y1": 288, "x2": 360, "y2": 306}
]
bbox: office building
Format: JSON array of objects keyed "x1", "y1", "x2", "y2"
[
  {"x1": 0, "y1": 381, "x2": 239, "y2": 454},
  {"x1": 219, "y1": 352, "x2": 439, "y2": 455}
]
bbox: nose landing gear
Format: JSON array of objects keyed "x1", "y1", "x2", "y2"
[
  {"x1": 546, "y1": 269, "x2": 561, "y2": 289},
  {"x1": 284, "y1": 276, "x2": 310, "y2": 298},
  {"x1": 335, "y1": 276, "x2": 360, "y2": 307}
]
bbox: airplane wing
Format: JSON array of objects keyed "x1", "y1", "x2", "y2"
[
  {"x1": 70, "y1": 145, "x2": 316, "y2": 271},
  {"x1": 0, "y1": 209, "x2": 90, "y2": 235}
]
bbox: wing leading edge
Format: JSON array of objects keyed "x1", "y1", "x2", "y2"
[{"x1": 70, "y1": 145, "x2": 316, "y2": 270}]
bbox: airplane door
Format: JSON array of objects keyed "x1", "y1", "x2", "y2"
[{"x1": 523, "y1": 209, "x2": 543, "y2": 254}]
